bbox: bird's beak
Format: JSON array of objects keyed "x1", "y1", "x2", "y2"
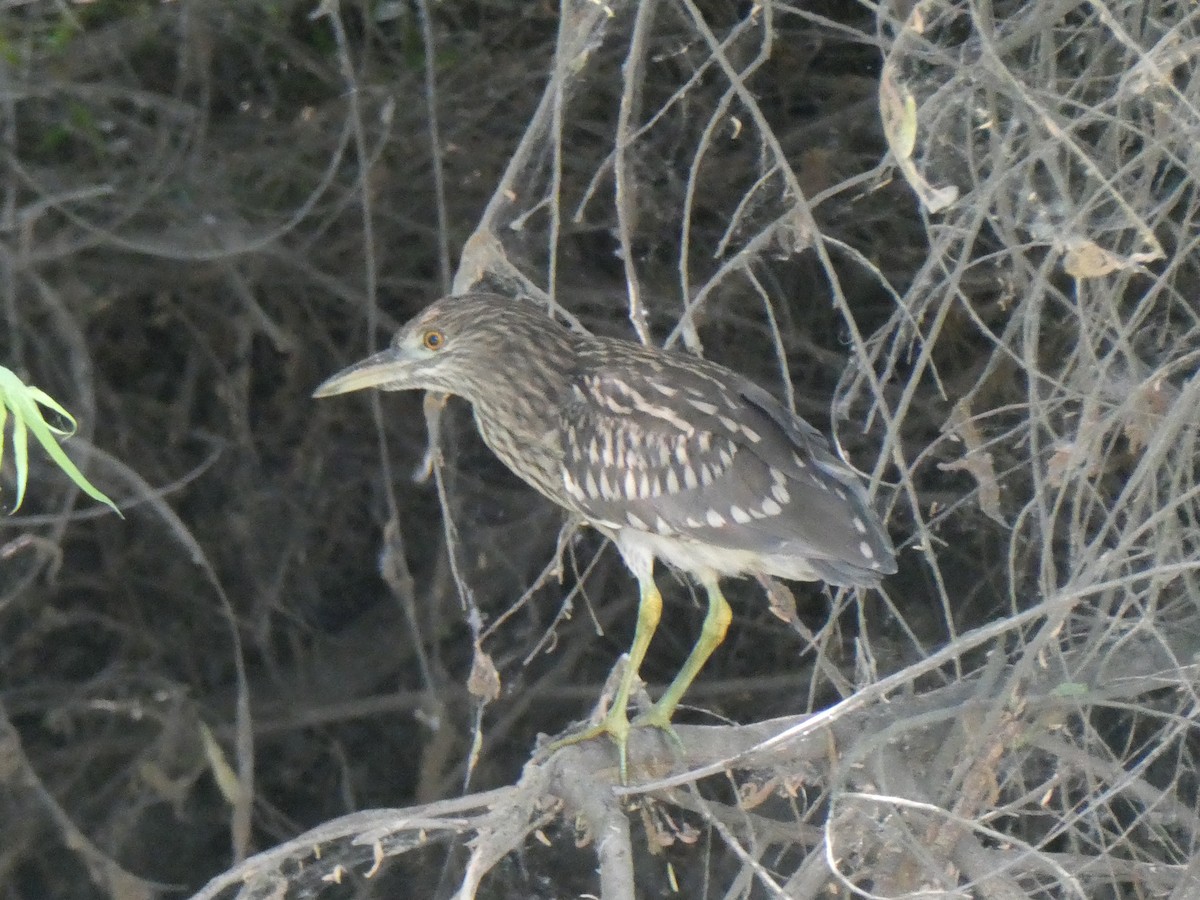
[{"x1": 312, "y1": 347, "x2": 412, "y2": 398}]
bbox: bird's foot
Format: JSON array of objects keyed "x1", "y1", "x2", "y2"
[
  {"x1": 543, "y1": 707, "x2": 632, "y2": 781},
  {"x1": 544, "y1": 706, "x2": 682, "y2": 783}
]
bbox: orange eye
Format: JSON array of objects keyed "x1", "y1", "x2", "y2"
[{"x1": 422, "y1": 329, "x2": 445, "y2": 351}]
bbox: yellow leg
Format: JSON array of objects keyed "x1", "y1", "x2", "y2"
[
  {"x1": 546, "y1": 572, "x2": 663, "y2": 781},
  {"x1": 636, "y1": 576, "x2": 731, "y2": 729}
]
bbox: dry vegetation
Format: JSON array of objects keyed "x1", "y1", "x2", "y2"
[{"x1": 1, "y1": 0, "x2": 1198, "y2": 898}]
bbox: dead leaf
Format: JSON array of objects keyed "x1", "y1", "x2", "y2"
[
  {"x1": 938, "y1": 454, "x2": 1003, "y2": 522},
  {"x1": 738, "y1": 775, "x2": 779, "y2": 810},
  {"x1": 1046, "y1": 443, "x2": 1074, "y2": 488},
  {"x1": 1124, "y1": 377, "x2": 1175, "y2": 453},
  {"x1": 468, "y1": 644, "x2": 501, "y2": 702},
  {"x1": 199, "y1": 721, "x2": 243, "y2": 807},
  {"x1": 758, "y1": 575, "x2": 798, "y2": 624},
  {"x1": 941, "y1": 400, "x2": 1003, "y2": 522},
  {"x1": 1063, "y1": 241, "x2": 1124, "y2": 278},
  {"x1": 879, "y1": 66, "x2": 918, "y2": 161}
]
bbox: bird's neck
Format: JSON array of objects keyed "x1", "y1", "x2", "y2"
[
  {"x1": 468, "y1": 367, "x2": 571, "y2": 446},
  {"x1": 454, "y1": 318, "x2": 584, "y2": 498},
  {"x1": 469, "y1": 380, "x2": 569, "y2": 501}
]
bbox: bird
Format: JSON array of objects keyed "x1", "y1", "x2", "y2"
[{"x1": 313, "y1": 292, "x2": 896, "y2": 778}]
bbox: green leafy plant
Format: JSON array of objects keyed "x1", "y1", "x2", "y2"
[{"x1": 0, "y1": 366, "x2": 119, "y2": 515}]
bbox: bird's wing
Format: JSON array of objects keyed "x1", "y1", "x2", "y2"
[{"x1": 558, "y1": 361, "x2": 895, "y2": 586}]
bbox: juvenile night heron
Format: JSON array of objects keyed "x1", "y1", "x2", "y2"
[{"x1": 314, "y1": 292, "x2": 896, "y2": 776}]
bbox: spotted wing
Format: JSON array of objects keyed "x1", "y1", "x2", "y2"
[{"x1": 559, "y1": 361, "x2": 895, "y2": 587}]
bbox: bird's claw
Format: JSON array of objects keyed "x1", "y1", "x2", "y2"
[
  {"x1": 543, "y1": 708, "x2": 632, "y2": 781},
  {"x1": 631, "y1": 708, "x2": 682, "y2": 744},
  {"x1": 544, "y1": 707, "x2": 680, "y2": 784}
]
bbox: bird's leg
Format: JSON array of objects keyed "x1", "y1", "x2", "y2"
[
  {"x1": 635, "y1": 576, "x2": 731, "y2": 730},
  {"x1": 545, "y1": 572, "x2": 663, "y2": 781},
  {"x1": 602, "y1": 573, "x2": 662, "y2": 772}
]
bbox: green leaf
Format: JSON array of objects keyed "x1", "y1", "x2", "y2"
[
  {"x1": 12, "y1": 408, "x2": 27, "y2": 510},
  {"x1": 0, "y1": 402, "x2": 7, "y2": 489},
  {"x1": 25, "y1": 386, "x2": 78, "y2": 435},
  {"x1": 0, "y1": 366, "x2": 120, "y2": 516}
]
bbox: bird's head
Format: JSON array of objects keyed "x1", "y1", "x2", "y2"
[{"x1": 312, "y1": 293, "x2": 577, "y2": 405}]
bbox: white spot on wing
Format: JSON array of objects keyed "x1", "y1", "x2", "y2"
[
  {"x1": 761, "y1": 498, "x2": 783, "y2": 516},
  {"x1": 601, "y1": 392, "x2": 632, "y2": 414},
  {"x1": 706, "y1": 509, "x2": 726, "y2": 528},
  {"x1": 718, "y1": 416, "x2": 738, "y2": 432},
  {"x1": 564, "y1": 471, "x2": 581, "y2": 500},
  {"x1": 627, "y1": 512, "x2": 648, "y2": 530},
  {"x1": 655, "y1": 438, "x2": 670, "y2": 468},
  {"x1": 792, "y1": 452, "x2": 807, "y2": 470},
  {"x1": 741, "y1": 425, "x2": 762, "y2": 443},
  {"x1": 771, "y1": 483, "x2": 790, "y2": 504},
  {"x1": 666, "y1": 469, "x2": 680, "y2": 493},
  {"x1": 687, "y1": 398, "x2": 719, "y2": 416},
  {"x1": 654, "y1": 516, "x2": 671, "y2": 534},
  {"x1": 683, "y1": 465, "x2": 699, "y2": 490},
  {"x1": 853, "y1": 517, "x2": 868, "y2": 534},
  {"x1": 859, "y1": 541, "x2": 875, "y2": 560},
  {"x1": 730, "y1": 506, "x2": 752, "y2": 524},
  {"x1": 585, "y1": 471, "x2": 599, "y2": 499},
  {"x1": 609, "y1": 379, "x2": 695, "y2": 433},
  {"x1": 624, "y1": 470, "x2": 638, "y2": 499}
]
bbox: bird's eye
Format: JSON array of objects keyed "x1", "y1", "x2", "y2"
[{"x1": 422, "y1": 329, "x2": 445, "y2": 351}]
